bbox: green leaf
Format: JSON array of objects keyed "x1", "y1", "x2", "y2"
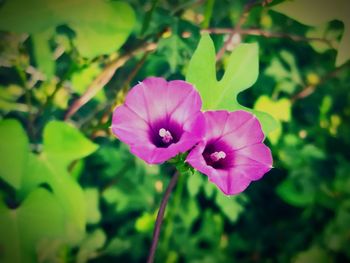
[
  {"x1": 215, "y1": 192, "x2": 245, "y2": 223},
  {"x1": 43, "y1": 159, "x2": 87, "y2": 244},
  {"x1": 43, "y1": 120, "x2": 98, "y2": 167},
  {"x1": 135, "y1": 212, "x2": 156, "y2": 233},
  {"x1": 186, "y1": 33, "x2": 277, "y2": 135},
  {"x1": 276, "y1": 171, "x2": 316, "y2": 207},
  {"x1": 0, "y1": 119, "x2": 29, "y2": 189},
  {"x1": 0, "y1": 0, "x2": 135, "y2": 58},
  {"x1": 76, "y1": 229, "x2": 106, "y2": 263},
  {"x1": 32, "y1": 29, "x2": 55, "y2": 79},
  {"x1": 0, "y1": 188, "x2": 65, "y2": 263},
  {"x1": 254, "y1": 96, "x2": 291, "y2": 144},
  {"x1": 158, "y1": 33, "x2": 191, "y2": 73},
  {"x1": 0, "y1": 0, "x2": 57, "y2": 33},
  {"x1": 103, "y1": 237, "x2": 131, "y2": 257},
  {"x1": 294, "y1": 246, "x2": 332, "y2": 263},
  {"x1": 71, "y1": 63, "x2": 104, "y2": 101},
  {"x1": 187, "y1": 171, "x2": 203, "y2": 197},
  {"x1": 84, "y1": 188, "x2": 101, "y2": 225},
  {"x1": 19, "y1": 154, "x2": 89, "y2": 245},
  {"x1": 272, "y1": 0, "x2": 350, "y2": 66},
  {"x1": 69, "y1": 1, "x2": 135, "y2": 58}
]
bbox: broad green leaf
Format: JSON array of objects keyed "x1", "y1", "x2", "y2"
[
  {"x1": 158, "y1": 34, "x2": 191, "y2": 73},
  {"x1": 178, "y1": 198, "x2": 200, "y2": 227},
  {"x1": 68, "y1": 1, "x2": 135, "y2": 58},
  {"x1": 294, "y1": 246, "x2": 331, "y2": 263},
  {"x1": 276, "y1": 169, "x2": 317, "y2": 207},
  {"x1": 0, "y1": 119, "x2": 29, "y2": 189},
  {"x1": 0, "y1": 188, "x2": 65, "y2": 263},
  {"x1": 265, "y1": 51, "x2": 302, "y2": 95},
  {"x1": 187, "y1": 171, "x2": 203, "y2": 197},
  {"x1": 103, "y1": 237, "x2": 131, "y2": 257},
  {"x1": 215, "y1": 192, "x2": 245, "y2": 223},
  {"x1": 254, "y1": 96, "x2": 291, "y2": 144},
  {"x1": 19, "y1": 153, "x2": 87, "y2": 244},
  {"x1": 71, "y1": 63, "x2": 105, "y2": 101},
  {"x1": 254, "y1": 96, "x2": 291, "y2": 122},
  {"x1": 43, "y1": 120, "x2": 98, "y2": 167},
  {"x1": 135, "y1": 212, "x2": 156, "y2": 233},
  {"x1": 32, "y1": 29, "x2": 55, "y2": 79},
  {"x1": 272, "y1": 0, "x2": 350, "y2": 66},
  {"x1": 76, "y1": 229, "x2": 106, "y2": 263},
  {"x1": 0, "y1": 0, "x2": 135, "y2": 58},
  {"x1": 84, "y1": 188, "x2": 101, "y2": 225},
  {"x1": 0, "y1": 0, "x2": 57, "y2": 33},
  {"x1": 0, "y1": 85, "x2": 26, "y2": 113},
  {"x1": 35, "y1": 155, "x2": 87, "y2": 244},
  {"x1": 186, "y1": 33, "x2": 277, "y2": 135}
]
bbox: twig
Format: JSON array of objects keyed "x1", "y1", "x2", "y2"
[
  {"x1": 64, "y1": 42, "x2": 157, "y2": 120},
  {"x1": 78, "y1": 51, "x2": 151, "y2": 138},
  {"x1": 147, "y1": 171, "x2": 180, "y2": 263},
  {"x1": 117, "y1": 51, "x2": 151, "y2": 102},
  {"x1": 292, "y1": 63, "x2": 349, "y2": 101},
  {"x1": 216, "y1": 0, "x2": 264, "y2": 61},
  {"x1": 15, "y1": 65, "x2": 34, "y2": 139},
  {"x1": 203, "y1": 28, "x2": 335, "y2": 49}
]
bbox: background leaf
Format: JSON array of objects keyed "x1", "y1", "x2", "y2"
[
  {"x1": 186, "y1": 33, "x2": 278, "y2": 135},
  {"x1": 0, "y1": 188, "x2": 65, "y2": 263},
  {"x1": 0, "y1": 119, "x2": 29, "y2": 189},
  {"x1": 0, "y1": 0, "x2": 135, "y2": 58},
  {"x1": 271, "y1": 0, "x2": 350, "y2": 66}
]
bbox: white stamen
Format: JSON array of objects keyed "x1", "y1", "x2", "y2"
[
  {"x1": 210, "y1": 151, "x2": 226, "y2": 162},
  {"x1": 159, "y1": 128, "x2": 173, "y2": 143}
]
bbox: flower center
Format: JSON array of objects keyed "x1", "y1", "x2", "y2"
[
  {"x1": 159, "y1": 128, "x2": 173, "y2": 143},
  {"x1": 210, "y1": 151, "x2": 226, "y2": 162}
]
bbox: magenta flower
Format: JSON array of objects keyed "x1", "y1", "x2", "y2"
[
  {"x1": 112, "y1": 77, "x2": 205, "y2": 164},
  {"x1": 186, "y1": 110, "x2": 273, "y2": 195}
]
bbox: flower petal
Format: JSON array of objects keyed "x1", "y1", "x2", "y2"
[
  {"x1": 167, "y1": 80, "x2": 202, "y2": 124},
  {"x1": 208, "y1": 169, "x2": 252, "y2": 195},
  {"x1": 221, "y1": 111, "x2": 264, "y2": 149},
  {"x1": 233, "y1": 143, "x2": 273, "y2": 180},
  {"x1": 111, "y1": 105, "x2": 150, "y2": 145},
  {"x1": 202, "y1": 111, "x2": 229, "y2": 140},
  {"x1": 187, "y1": 110, "x2": 272, "y2": 195},
  {"x1": 112, "y1": 77, "x2": 205, "y2": 164},
  {"x1": 124, "y1": 77, "x2": 168, "y2": 122}
]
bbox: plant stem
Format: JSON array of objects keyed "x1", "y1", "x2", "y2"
[
  {"x1": 147, "y1": 171, "x2": 180, "y2": 263},
  {"x1": 15, "y1": 64, "x2": 34, "y2": 140},
  {"x1": 162, "y1": 169, "x2": 186, "y2": 254},
  {"x1": 64, "y1": 42, "x2": 157, "y2": 120}
]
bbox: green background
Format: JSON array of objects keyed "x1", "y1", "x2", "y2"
[{"x1": 0, "y1": 0, "x2": 350, "y2": 262}]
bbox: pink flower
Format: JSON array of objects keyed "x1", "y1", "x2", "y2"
[
  {"x1": 112, "y1": 77, "x2": 205, "y2": 164},
  {"x1": 186, "y1": 110, "x2": 273, "y2": 195}
]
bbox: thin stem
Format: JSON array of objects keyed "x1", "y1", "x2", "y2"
[
  {"x1": 203, "y1": 28, "x2": 335, "y2": 49},
  {"x1": 147, "y1": 171, "x2": 180, "y2": 263},
  {"x1": 216, "y1": 0, "x2": 263, "y2": 61},
  {"x1": 15, "y1": 65, "x2": 34, "y2": 139},
  {"x1": 291, "y1": 62, "x2": 349, "y2": 101},
  {"x1": 64, "y1": 42, "x2": 157, "y2": 120},
  {"x1": 162, "y1": 169, "x2": 186, "y2": 254}
]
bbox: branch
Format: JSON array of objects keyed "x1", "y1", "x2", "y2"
[
  {"x1": 203, "y1": 28, "x2": 335, "y2": 49},
  {"x1": 216, "y1": 0, "x2": 267, "y2": 61},
  {"x1": 147, "y1": 171, "x2": 180, "y2": 263},
  {"x1": 64, "y1": 42, "x2": 157, "y2": 120},
  {"x1": 292, "y1": 63, "x2": 349, "y2": 101}
]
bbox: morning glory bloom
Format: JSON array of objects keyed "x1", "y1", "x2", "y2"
[
  {"x1": 112, "y1": 77, "x2": 205, "y2": 164},
  {"x1": 186, "y1": 110, "x2": 273, "y2": 195}
]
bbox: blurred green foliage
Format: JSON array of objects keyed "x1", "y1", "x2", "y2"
[{"x1": 0, "y1": 0, "x2": 350, "y2": 262}]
